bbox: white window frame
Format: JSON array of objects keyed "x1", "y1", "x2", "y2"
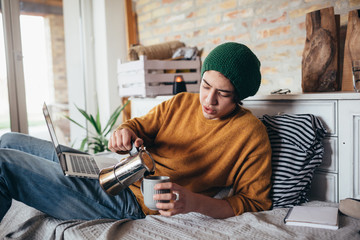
[
  {"x1": 2, "y1": 0, "x2": 127, "y2": 143},
  {"x1": 1, "y1": 0, "x2": 28, "y2": 133}
]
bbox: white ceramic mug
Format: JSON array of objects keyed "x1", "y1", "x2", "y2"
[{"x1": 141, "y1": 176, "x2": 170, "y2": 210}]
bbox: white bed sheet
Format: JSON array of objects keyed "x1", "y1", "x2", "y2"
[{"x1": 1, "y1": 200, "x2": 360, "y2": 240}]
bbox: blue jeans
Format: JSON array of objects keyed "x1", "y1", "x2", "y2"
[{"x1": 0, "y1": 132, "x2": 145, "y2": 221}]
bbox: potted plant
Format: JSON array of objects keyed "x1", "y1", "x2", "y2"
[{"x1": 65, "y1": 100, "x2": 129, "y2": 153}]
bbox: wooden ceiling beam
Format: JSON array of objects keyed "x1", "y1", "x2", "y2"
[
  {"x1": 122, "y1": 0, "x2": 139, "y2": 121},
  {"x1": 125, "y1": 0, "x2": 138, "y2": 48}
]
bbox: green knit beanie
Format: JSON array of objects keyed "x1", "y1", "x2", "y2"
[{"x1": 201, "y1": 42, "x2": 261, "y2": 100}]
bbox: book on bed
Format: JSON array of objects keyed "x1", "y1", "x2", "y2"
[{"x1": 284, "y1": 206, "x2": 339, "y2": 230}]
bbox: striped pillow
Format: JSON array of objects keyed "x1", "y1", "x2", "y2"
[{"x1": 261, "y1": 114, "x2": 327, "y2": 208}]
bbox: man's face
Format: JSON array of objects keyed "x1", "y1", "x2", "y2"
[{"x1": 199, "y1": 70, "x2": 237, "y2": 120}]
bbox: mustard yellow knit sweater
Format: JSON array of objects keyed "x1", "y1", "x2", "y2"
[{"x1": 121, "y1": 93, "x2": 272, "y2": 216}]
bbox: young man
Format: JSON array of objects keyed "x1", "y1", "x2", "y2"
[
  {"x1": 0, "y1": 42, "x2": 271, "y2": 222},
  {"x1": 109, "y1": 42, "x2": 272, "y2": 218}
]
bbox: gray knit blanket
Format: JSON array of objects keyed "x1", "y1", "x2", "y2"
[{"x1": 1, "y1": 200, "x2": 359, "y2": 240}]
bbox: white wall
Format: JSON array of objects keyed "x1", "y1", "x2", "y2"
[
  {"x1": 63, "y1": 0, "x2": 87, "y2": 146},
  {"x1": 63, "y1": 0, "x2": 127, "y2": 145},
  {"x1": 92, "y1": 0, "x2": 128, "y2": 126}
]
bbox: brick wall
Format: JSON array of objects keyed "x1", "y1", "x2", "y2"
[
  {"x1": 46, "y1": 14, "x2": 68, "y2": 105},
  {"x1": 134, "y1": 0, "x2": 360, "y2": 95},
  {"x1": 46, "y1": 13, "x2": 70, "y2": 143}
]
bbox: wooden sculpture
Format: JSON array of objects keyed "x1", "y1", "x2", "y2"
[
  {"x1": 302, "y1": 7, "x2": 340, "y2": 92},
  {"x1": 342, "y1": 10, "x2": 360, "y2": 91}
]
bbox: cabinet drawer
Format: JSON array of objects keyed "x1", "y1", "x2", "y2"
[
  {"x1": 319, "y1": 137, "x2": 338, "y2": 173},
  {"x1": 243, "y1": 100, "x2": 337, "y2": 136},
  {"x1": 309, "y1": 172, "x2": 338, "y2": 202}
]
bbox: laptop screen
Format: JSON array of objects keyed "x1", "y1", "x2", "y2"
[{"x1": 43, "y1": 102, "x2": 63, "y2": 155}]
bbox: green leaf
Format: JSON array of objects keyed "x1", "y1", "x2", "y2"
[
  {"x1": 64, "y1": 115, "x2": 87, "y2": 130},
  {"x1": 91, "y1": 137, "x2": 105, "y2": 154},
  {"x1": 89, "y1": 114, "x2": 101, "y2": 135},
  {"x1": 104, "y1": 100, "x2": 129, "y2": 136},
  {"x1": 65, "y1": 115, "x2": 98, "y2": 137},
  {"x1": 80, "y1": 137, "x2": 89, "y2": 152},
  {"x1": 75, "y1": 105, "x2": 92, "y2": 123},
  {"x1": 103, "y1": 107, "x2": 120, "y2": 134},
  {"x1": 103, "y1": 139, "x2": 110, "y2": 152},
  {"x1": 96, "y1": 109, "x2": 102, "y2": 134}
]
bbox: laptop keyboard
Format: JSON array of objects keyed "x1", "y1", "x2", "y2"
[{"x1": 70, "y1": 155, "x2": 100, "y2": 175}]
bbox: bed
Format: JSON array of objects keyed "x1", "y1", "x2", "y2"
[
  {"x1": 1, "y1": 93, "x2": 360, "y2": 239},
  {"x1": 1, "y1": 199, "x2": 360, "y2": 239}
]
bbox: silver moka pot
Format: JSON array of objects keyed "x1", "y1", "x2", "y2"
[{"x1": 98, "y1": 145, "x2": 155, "y2": 196}]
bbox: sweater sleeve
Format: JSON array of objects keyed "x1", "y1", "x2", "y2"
[{"x1": 224, "y1": 122, "x2": 272, "y2": 215}]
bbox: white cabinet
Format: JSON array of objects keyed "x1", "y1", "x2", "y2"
[
  {"x1": 130, "y1": 93, "x2": 360, "y2": 202},
  {"x1": 338, "y1": 100, "x2": 360, "y2": 200},
  {"x1": 244, "y1": 93, "x2": 360, "y2": 202},
  {"x1": 241, "y1": 98, "x2": 339, "y2": 202},
  {"x1": 242, "y1": 100, "x2": 338, "y2": 135}
]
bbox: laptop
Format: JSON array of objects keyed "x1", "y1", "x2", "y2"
[{"x1": 43, "y1": 102, "x2": 136, "y2": 179}]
